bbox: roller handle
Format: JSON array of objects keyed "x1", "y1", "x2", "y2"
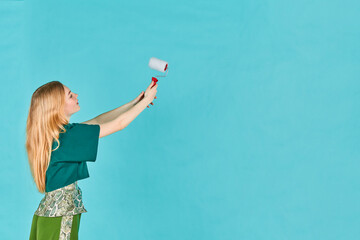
[{"x1": 152, "y1": 77, "x2": 158, "y2": 87}]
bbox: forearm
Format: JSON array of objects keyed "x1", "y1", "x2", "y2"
[
  {"x1": 118, "y1": 97, "x2": 152, "y2": 129},
  {"x1": 94, "y1": 101, "x2": 135, "y2": 124}
]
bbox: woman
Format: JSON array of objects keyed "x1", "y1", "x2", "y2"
[{"x1": 26, "y1": 80, "x2": 158, "y2": 240}]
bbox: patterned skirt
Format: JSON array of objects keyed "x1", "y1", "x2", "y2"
[{"x1": 29, "y1": 181, "x2": 87, "y2": 240}]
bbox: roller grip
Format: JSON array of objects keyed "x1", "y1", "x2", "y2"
[{"x1": 152, "y1": 77, "x2": 158, "y2": 87}]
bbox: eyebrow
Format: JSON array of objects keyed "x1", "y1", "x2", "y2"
[{"x1": 68, "y1": 90, "x2": 71, "y2": 95}]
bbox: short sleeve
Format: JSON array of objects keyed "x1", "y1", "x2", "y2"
[{"x1": 51, "y1": 123, "x2": 100, "y2": 163}]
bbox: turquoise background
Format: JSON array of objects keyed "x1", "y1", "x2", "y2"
[{"x1": 0, "y1": 0, "x2": 359, "y2": 239}]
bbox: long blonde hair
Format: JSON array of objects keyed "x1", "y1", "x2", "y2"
[{"x1": 25, "y1": 81, "x2": 69, "y2": 193}]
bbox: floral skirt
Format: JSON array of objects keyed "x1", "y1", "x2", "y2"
[{"x1": 29, "y1": 213, "x2": 81, "y2": 240}]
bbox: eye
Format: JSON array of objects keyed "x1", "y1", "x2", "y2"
[{"x1": 70, "y1": 94, "x2": 72, "y2": 98}]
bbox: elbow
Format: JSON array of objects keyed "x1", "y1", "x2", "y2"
[
  {"x1": 118, "y1": 116, "x2": 129, "y2": 131},
  {"x1": 119, "y1": 121, "x2": 127, "y2": 131},
  {"x1": 99, "y1": 117, "x2": 127, "y2": 138}
]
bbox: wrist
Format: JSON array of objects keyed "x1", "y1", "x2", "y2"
[{"x1": 143, "y1": 96, "x2": 152, "y2": 104}]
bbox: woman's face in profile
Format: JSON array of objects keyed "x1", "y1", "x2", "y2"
[{"x1": 63, "y1": 85, "x2": 80, "y2": 117}]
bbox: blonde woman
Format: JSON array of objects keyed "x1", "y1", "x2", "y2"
[{"x1": 26, "y1": 80, "x2": 158, "y2": 239}]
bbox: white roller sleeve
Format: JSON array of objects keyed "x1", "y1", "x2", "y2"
[{"x1": 148, "y1": 57, "x2": 168, "y2": 72}]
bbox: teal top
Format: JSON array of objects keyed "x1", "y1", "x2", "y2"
[{"x1": 45, "y1": 123, "x2": 100, "y2": 192}]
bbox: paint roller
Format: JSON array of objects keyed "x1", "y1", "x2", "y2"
[{"x1": 148, "y1": 57, "x2": 168, "y2": 87}]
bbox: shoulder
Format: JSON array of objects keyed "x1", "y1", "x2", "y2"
[
  {"x1": 61, "y1": 122, "x2": 100, "y2": 139},
  {"x1": 52, "y1": 123, "x2": 100, "y2": 151},
  {"x1": 64, "y1": 123, "x2": 99, "y2": 131},
  {"x1": 64, "y1": 122, "x2": 81, "y2": 130}
]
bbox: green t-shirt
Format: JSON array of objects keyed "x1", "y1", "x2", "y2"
[{"x1": 45, "y1": 123, "x2": 100, "y2": 192}]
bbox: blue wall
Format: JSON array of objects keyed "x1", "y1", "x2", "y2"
[{"x1": 0, "y1": 0, "x2": 359, "y2": 239}]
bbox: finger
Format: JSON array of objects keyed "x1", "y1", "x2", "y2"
[
  {"x1": 147, "y1": 81, "x2": 154, "y2": 90},
  {"x1": 151, "y1": 102, "x2": 154, "y2": 105}
]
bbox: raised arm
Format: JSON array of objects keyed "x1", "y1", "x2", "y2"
[
  {"x1": 81, "y1": 101, "x2": 135, "y2": 125},
  {"x1": 98, "y1": 95, "x2": 154, "y2": 138}
]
